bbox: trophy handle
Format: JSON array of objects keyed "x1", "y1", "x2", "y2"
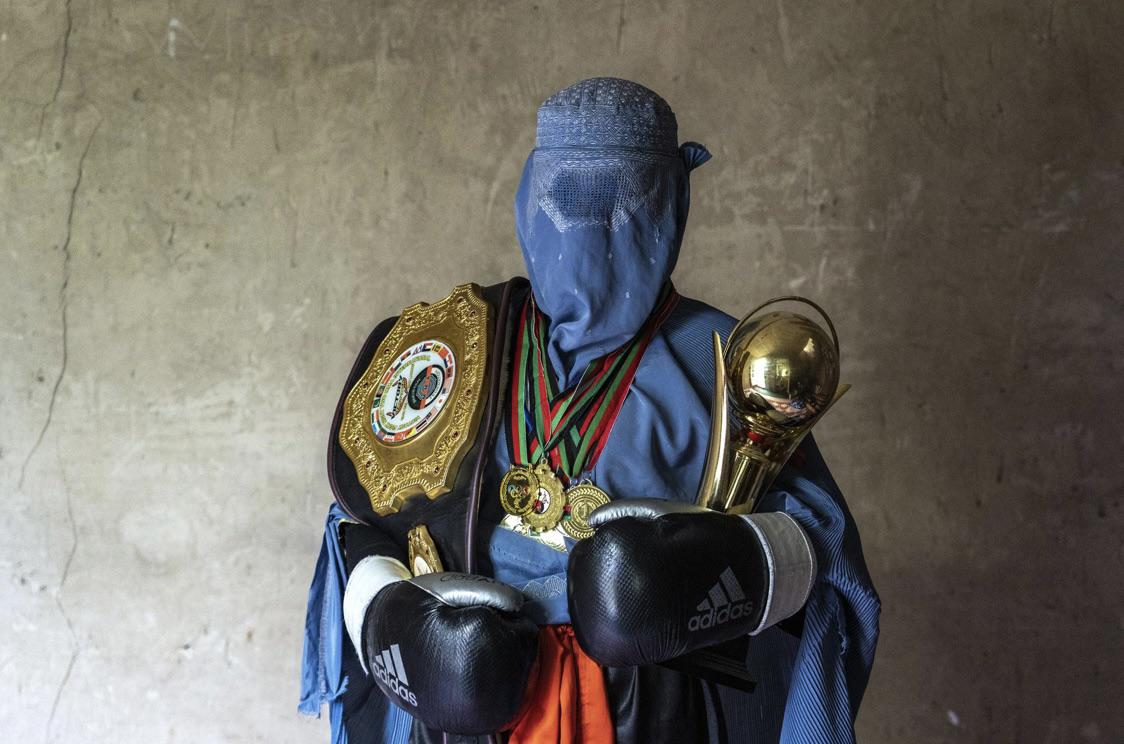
[{"x1": 727, "y1": 295, "x2": 841, "y2": 361}]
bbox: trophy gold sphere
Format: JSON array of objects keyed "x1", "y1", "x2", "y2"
[
  {"x1": 723, "y1": 310, "x2": 840, "y2": 427},
  {"x1": 696, "y1": 296, "x2": 847, "y2": 514}
]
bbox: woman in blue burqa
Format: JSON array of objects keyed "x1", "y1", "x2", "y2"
[{"x1": 300, "y1": 77, "x2": 879, "y2": 744}]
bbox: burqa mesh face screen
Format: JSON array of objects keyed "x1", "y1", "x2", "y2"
[
  {"x1": 515, "y1": 77, "x2": 710, "y2": 386},
  {"x1": 528, "y1": 149, "x2": 678, "y2": 234}
]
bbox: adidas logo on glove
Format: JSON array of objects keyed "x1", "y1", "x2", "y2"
[
  {"x1": 688, "y1": 567, "x2": 756, "y2": 632},
  {"x1": 372, "y1": 643, "x2": 418, "y2": 707}
]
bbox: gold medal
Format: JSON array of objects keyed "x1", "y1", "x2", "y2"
[
  {"x1": 560, "y1": 482, "x2": 611, "y2": 540},
  {"x1": 523, "y1": 462, "x2": 566, "y2": 531},
  {"x1": 500, "y1": 465, "x2": 539, "y2": 518},
  {"x1": 407, "y1": 524, "x2": 444, "y2": 576}
]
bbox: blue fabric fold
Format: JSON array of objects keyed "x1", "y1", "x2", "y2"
[
  {"x1": 298, "y1": 505, "x2": 348, "y2": 731},
  {"x1": 761, "y1": 443, "x2": 881, "y2": 744},
  {"x1": 299, "y1": 503, "x2": 412, "y2": 744}
]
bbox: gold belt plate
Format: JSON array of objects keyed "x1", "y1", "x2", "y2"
[{"x1": 339, "y1": 283, "x2": 492, "y2": 515}]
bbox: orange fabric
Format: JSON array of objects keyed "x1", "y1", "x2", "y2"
[{"x1": 509, "y1": 625, "x2": 614, "y2": 744}]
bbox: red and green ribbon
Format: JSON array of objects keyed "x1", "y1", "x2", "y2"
[{"x1": 508, "y1": 285, "x2": 680, "y2": 483}]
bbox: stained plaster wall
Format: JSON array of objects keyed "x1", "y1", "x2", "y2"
[{"x1": 2, "y1": 1, "x2": 1122, "y2": 742}]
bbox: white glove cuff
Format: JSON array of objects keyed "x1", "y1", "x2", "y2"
[
  {"x1": 740, "y1": 512, "x2": 817, "y2": 635},
  {"x1": 343, "y1": 555, "x2": 411, "y2": 674}
]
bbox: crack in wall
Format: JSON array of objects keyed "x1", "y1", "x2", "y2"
[
  {"x1": 44, "y1": 438, "x2": 81, "y2": 741},
  {"x1": 19, "y1": 120, "x2": 100, "y2": 491},
  {"x1": 615, "y1": 0, "x2": 625, "y2": 55},
  {"x1": 38, "y1": 0, "x2": 75, "y2": 139},
  {"x1": 229, "y1": 64, "x2": 244, "y2": 149},
  {"x1": 931, "y1": 0, "x2": 951, "y2": 126},
  {"x1": 776, "y1": 0, "x2": 795, "y2": 67},
  {"x1": 43, "y1": 649, "x2": 78, "y2": 742}
]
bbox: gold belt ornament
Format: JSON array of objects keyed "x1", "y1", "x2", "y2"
[
  {"x1": 339, "y1": 284, "x2": 492, "y2": 515},
  {"x1": 407, "y1": 525, "x2": 444, "y2": 575}
]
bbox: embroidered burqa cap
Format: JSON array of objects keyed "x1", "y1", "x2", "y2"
[
  {"x1": 535, "y1": 77, "x2": 679, "y2": 154},
  {"x1": 515, "y1": 77, "x2": 710, "y2": 387}
]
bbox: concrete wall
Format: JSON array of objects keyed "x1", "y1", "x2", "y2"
[{"x1": 2, "y1": 1, "x2": 1121, "y2": 742}]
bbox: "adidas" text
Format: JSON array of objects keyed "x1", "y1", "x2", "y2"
[
  {"x1": 372, "y1": 643, "x2": 418, "y2": 707},
  {"x1": 688, "y1": 567, "x2": 756, "y2": 632}
]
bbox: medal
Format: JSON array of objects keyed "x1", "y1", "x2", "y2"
[
  {"x1": 499, "y1": 465, "x2": 539, "y2": 518},
  {"x1": 523, "y1": 462, "x2": 566, "y2": 531},
  {"x1": 560, "y1": 482, "x2": 611, "y2": 540},
  {"x1": 499, "y1": 288, "x2": 680, "y2": 542}
]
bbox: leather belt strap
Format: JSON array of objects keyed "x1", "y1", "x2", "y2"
[{"x1": 464, "y1": 277, "x2": 524, "y2": 574}]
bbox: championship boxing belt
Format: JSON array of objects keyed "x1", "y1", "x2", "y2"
[
  {"x1": 329, "y1": 279, "x2": 529, "y2": 573},
  {"x1": 331, "y1": 280, "x2": 532, "y2": 739},
  {"x1": 338, "y1": 282, "x2": 492, "y2": 519}
]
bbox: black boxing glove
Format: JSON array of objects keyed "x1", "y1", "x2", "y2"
[
  {"x1": 344, "y1": 558, "x2": 539, "y2": 735},
  {"x1": 567, "y1": 499, "x2": 816, "y2": 667}
]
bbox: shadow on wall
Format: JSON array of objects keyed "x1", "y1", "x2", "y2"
[{"x1": 847, "y1": 8, "x2": 1123, "y2": 741}]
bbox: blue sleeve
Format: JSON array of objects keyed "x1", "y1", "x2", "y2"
[
  {"x1": 299, "y1": 504, "x2": 414, "y2": 744},
  {"x1": 299, "y1": 504, "x2": 351, "y2": 742},
  {"x1": 761, "y1": 437, "x2": 881, "y2": 744}
]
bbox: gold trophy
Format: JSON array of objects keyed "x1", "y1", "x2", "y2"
[
  {"x1": 665, "y1": 297, "x2": 848, "y2": 690},
  {"x1": 697, "y1": 296, "x2": 849, "y2": 514}
]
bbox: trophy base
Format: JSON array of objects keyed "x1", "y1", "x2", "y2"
[{"x1": 659, "y1": 636, "x2": 755, "y2": 692}]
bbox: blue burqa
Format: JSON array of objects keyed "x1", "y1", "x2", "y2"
[
  {"x1": 301, "y1": 78, "x2": 879, "y2": 743},
  {"x1": 489, "y1": 77, "x2": 880, "y2": 742}
]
